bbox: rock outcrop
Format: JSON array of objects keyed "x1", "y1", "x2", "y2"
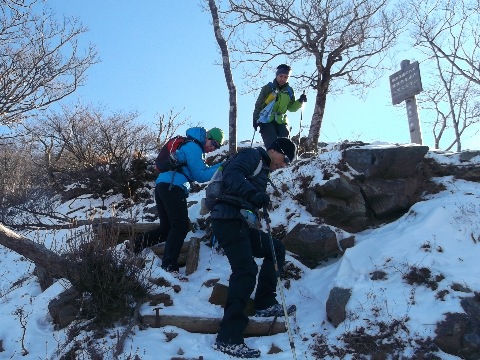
[{"x1": 303, "y1": 144, "x2": 430, "y2": 233}]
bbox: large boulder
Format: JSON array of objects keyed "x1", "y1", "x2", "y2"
[
  {"x1": 305, "y1": 175, "x2": 367, "y2": 232},
  {"x1": 301, "y1": 145, "x2": 430, "y2": 233},
  {"x1": 358, "y1": 177, "x2": 421, "y2": 218},
  {"x1": 343, "y1": 145, "x2": 429, "y2": 179},
  {"x1": 282, "y1": 224, "x2": 355, "y2": 268}
]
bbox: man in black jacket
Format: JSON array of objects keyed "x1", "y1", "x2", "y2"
[{"x1": 210, "y1": 137, "x2": 297, "y2": 358}]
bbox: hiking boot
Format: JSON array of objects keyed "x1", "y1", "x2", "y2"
[
  {"x1": 161, "y1": 264, "x2": 179, "y2": 272},
  {"x1": 161, "y1": 264, "x2": 188, "y2": 282},
  {"x1": 254, "y1": 303, "x2": 296, "y2": 317},
  {"x1": 213, "y1": 340, "x2": 260, "y2": 358}
]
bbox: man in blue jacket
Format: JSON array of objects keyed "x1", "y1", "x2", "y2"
[
  {"x1": 133, "y1": 127, "x2": 224, "y2": 274},
  {"x1": 210, "y1": 137, "x2": 297, "y2": 358}
]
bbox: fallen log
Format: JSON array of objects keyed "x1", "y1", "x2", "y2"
[
  {"x1": 141, "y1": 313, "x2": 286, "y2": 336},
  {"x1": 0, "y1": 223, "x2": 82, "y2": 284},
  {"x1": 93, "y1": 222, "x2": 160, "y2": 243}
]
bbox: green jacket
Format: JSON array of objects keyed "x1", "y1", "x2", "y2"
[{"x1": 253, "y1": 79, "x2": 302, "y2": 127}]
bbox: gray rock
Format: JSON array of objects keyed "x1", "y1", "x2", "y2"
[
  {"x1": 326, "y1": 287, "x2": 352, "y2": 327},
  {"x1": 344, "y1": 146, "x2": 429, "y2": 179},
  {"x1": 48, "y1": 288, "x2": 80, "y2": 330},
  {"x1": 283, "y1": 224, "x2": 354, "y2": 268},
  {"x1": 435, "y1": 295, "x2": 480, "y2": 359},
  {"x1": 359, "y1": 177, "x2": 421, "y2": 217},
  {"x1": 313, "y1": 175, "x2": 358, "y2": 199},
  {"x1": 304, "y1": 189, "x2": 367, "y2": 232},
  {"x1": 459, "y1": 150, "x2": 480, "y2": 162}
]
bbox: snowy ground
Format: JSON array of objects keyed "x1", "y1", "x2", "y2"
[{"x1": 0, "y1": 144, "x2": 479, "y2": 359}]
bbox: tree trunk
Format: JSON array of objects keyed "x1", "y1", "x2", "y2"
[
  {"x1": 208, "y1": 0, "x2": 237, "y2": 155},
  {"x1": 0, "y1": 223, "x2": 82, "y2": 284},
  {"x1": 307, "y1": 86, "x2": 328, "y2": 150}
]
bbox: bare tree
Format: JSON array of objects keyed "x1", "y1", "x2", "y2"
[
  {"x1": 0, "y1": 0, "x2": 98, "y2": 125},
  {"x1": 0, "y1": 135, "x2": 61, "y2": 226},
  {"x1": 0, "y1": 138, "x2": 34, "y2": 222},
  {"x1": 411, "y1": 0, "x2": 480, "y2": 151},
  {"x1": 208, "y1": 0, "x2": 237, "y2": 154},
  {"x1": 219, "y1": 0, "x2": 406, "y2": 150},
  {"x1": 412, "y1": 0, "x2": 480, "y2": 86},
  {"x1": 154, "y1": 108, "x2": 190, "y2": 149},
  {"x1": 420, "y1": 62, "x2": 480, "y2": 151},
  {"x1": 21, "y1": 103, "x2": 157, "y2": 181}
]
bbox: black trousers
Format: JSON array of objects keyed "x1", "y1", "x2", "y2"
[
  {"x1": 211, "y1": 219, "x2": 286, "y2": 344},
  {"x1": 260, "y1": 121, "x2": 289, "y2": 148},
  {"x1": 134, "y1": 182, "x2": 188, "y2": 270}
]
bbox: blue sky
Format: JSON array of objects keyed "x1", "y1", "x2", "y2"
[{"x1": 46, "y1": 0, "x2": 479, "y2": 150}]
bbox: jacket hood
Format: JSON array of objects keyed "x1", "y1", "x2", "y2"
[
  {"x1": 185, "y1": 127, "x2": 207, "y2": 144},
  {"x1": 256, "y1": 147, "x2": 272, "y2": 168}
]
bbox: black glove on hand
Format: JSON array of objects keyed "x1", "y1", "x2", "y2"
[
  {"x1": 253, "y1": 120, "x2": 258, "y2": 131},
  {"x1": 299, "y1": 94, "x2": 307, "y2": 103},
  {"x1": 250, "y1": 192, "x2": 270, "y2": 208}
]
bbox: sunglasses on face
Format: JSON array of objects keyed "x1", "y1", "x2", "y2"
[{"x1": 210, "y1": 139, "x2": 221, "y2": 149}]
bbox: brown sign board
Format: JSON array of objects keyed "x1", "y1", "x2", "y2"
[{"x1": 389, "y1": 61, "x2": 423, "y2": 105}]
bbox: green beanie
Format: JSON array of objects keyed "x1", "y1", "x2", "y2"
[{"x1": 207, "y1": 127, "x2": 224, "y2": 145}]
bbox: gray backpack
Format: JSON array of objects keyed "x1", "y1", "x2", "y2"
[{"x1": 203, "y1": 157, "x2": 263, "y2": 212}]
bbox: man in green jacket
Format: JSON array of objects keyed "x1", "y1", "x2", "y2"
[{"x1": 252, "y1": 64, "x2": 307, "y2": 148}]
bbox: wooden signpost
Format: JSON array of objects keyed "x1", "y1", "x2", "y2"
[{"x1": 389, "y1": 60, "x2": 424, "y2": 144}]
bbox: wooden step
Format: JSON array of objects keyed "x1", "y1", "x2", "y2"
[{"x1": 141, "y1": 313, "x2": 286, "y2": 336}]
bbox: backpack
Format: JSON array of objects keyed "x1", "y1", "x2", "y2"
[
  {"x1": 268, "y1": 81, "x2": 294, "y2": 101},
  {"x1": 204, "y1": 153, "x2": 263, "y2": 212},
  {"x1": 155, "y1": 135, "x2": 202, "y2": 173},
  {"x1": 256, "y1": 82, "x2": 294, "y2": 124}
]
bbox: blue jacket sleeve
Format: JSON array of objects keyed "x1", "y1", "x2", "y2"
[{"x1": 178, "y1": 142, "x2": 221, "y2": 183}]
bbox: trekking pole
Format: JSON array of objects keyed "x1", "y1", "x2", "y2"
[
  {"x1": 250, "y1": 129, "x2": 256, "y2": 147},
  {"x1": 297, "y1": 90, "x2": 305, "y2": 150},
  {"x1": 263, "y1": 206, "x2": 297, "y2": 360},
  {"x1": 206, "y1": 235, "x2": 217, "y2": 271}
]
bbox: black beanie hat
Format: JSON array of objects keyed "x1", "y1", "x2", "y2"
[
  {"x1": 276, "y1": 64, "x2": 292, "y2": 76},
  {"x1": 268, "y1": 137, "x2": 297, "y2": 162}
]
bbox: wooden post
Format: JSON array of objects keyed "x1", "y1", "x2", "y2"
[
  {"x1": 185, "y1": 237, "x2": 201, "y2": 275},
  {"x1": 401, "y1": 60, "x2": 423, "y2": 145}
]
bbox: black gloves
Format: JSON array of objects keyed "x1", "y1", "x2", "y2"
[
  {"x1": 253, "y1": 120, "x2": 258, "y2": 131},
  {"x1": 298, "y1": 94, "x2": 307, "y2": 103},
  {"x1": 250, "y1": 192, "x2": 270, "y2": 208}
]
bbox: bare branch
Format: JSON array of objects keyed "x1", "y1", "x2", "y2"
[
  {"x1": 220, "y1": 0, "x2": 406, "y2": 148},
  {"x1": 412, "y1": 0, "x2": 480, "y2": 150},
  {"x1": 0, "y1": 1, "x2": 99, "y2": 125}
]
